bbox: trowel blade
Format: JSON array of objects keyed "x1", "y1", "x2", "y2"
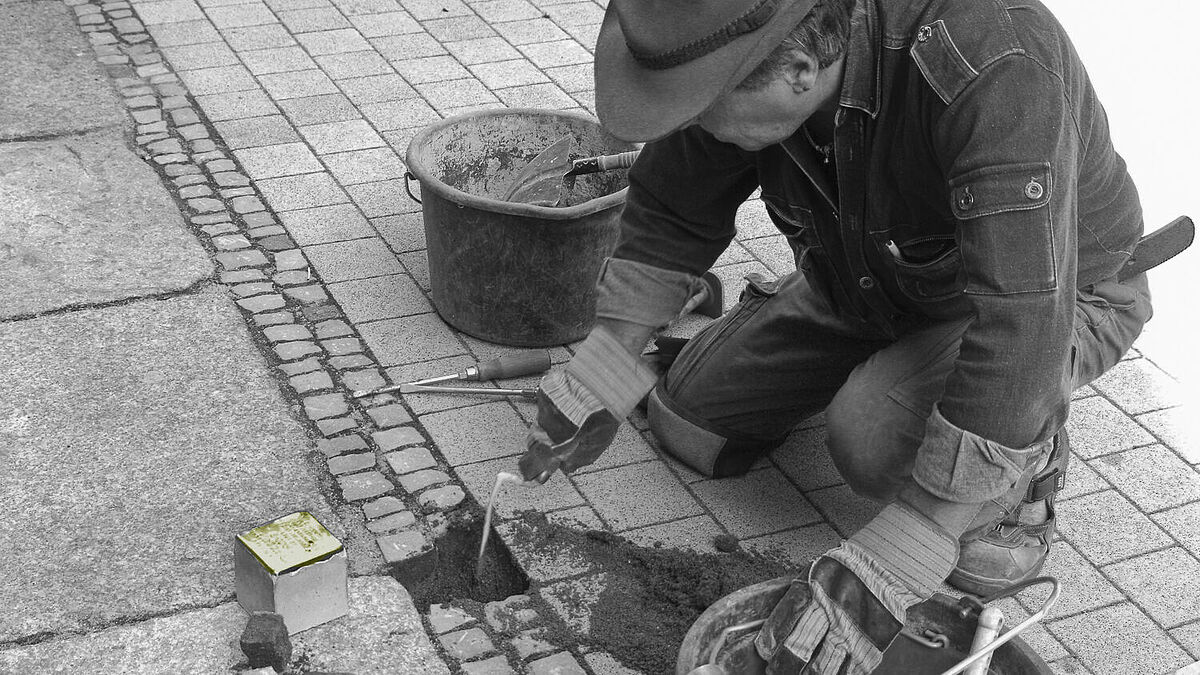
[{"x1": 503, "y1": 135, "x2": 573, "y2": 204}]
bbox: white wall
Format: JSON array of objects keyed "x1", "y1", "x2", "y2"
[{"x1": 1042, "y1": 0, "x2": 1198, "y2": 395}]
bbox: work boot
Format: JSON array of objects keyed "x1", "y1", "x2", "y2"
[{"x1": 948, "y1": 429, "x2": 1070, "y2": 596}]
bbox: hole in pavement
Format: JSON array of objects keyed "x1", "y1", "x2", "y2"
[{"x1": 401, "y1": 510, "x2": 529, "y2": 611}]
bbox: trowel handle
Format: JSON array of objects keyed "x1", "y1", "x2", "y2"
[
  {"x1": 568, "y1": 150, "x2": 641, "y2": 176},
  {"x1": 471, "y1": 351, "x2": 552, "y2": 381}
]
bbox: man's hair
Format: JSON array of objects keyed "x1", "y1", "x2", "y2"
[{"x1": 737, "y1": 0, "x2": 857, "y2": 90}]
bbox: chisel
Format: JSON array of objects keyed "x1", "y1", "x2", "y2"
[{"x1": 351, "y1": 351, "x2": 551, "y2": 398}]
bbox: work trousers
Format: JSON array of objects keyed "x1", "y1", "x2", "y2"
[{"x1": 647, "y1": 269, "x2": 1152, "y2": 502}]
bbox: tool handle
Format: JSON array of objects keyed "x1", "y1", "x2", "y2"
[
  {"x1": 472, "y1": 351, "x2": 552, "y2": 381},
  {"x1": 568, "y1": 150, "x2": 641, "y2": 176}
]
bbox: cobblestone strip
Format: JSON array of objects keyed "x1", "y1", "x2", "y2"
[{"x1": 63, "y1": 0, "x2": 502, "y2": 604}]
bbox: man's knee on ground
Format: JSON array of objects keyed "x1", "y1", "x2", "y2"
[
  {"x1": 646, "y1": 386, "x2": 780, "y2": 478},
  {"x1": 825, "y1": 380, "x2": 919, "y2": 503}
]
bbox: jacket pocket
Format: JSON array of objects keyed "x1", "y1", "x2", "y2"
[
  {"x1": 889, "y1": 233, "x2": 966, "y2": 303},
  {"x1": 948, "y1": 162, "x2": 1057, "y2": 295}
]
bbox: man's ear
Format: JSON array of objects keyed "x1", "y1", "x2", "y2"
[{"x1": 783, "y1": 51, "x2": 821, "y2": 93}]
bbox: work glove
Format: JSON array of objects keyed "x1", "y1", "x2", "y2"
[
  {"x1": 755, "y1": 502, "x2": 959, "y2": 675},
  {"x1": 518, "y1": 325, "x2": 658, "y2": 483}
]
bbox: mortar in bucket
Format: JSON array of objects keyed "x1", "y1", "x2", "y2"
[
  {"x1": 404, "y1": 108, "x2": 637, "y2": 347},
  {"x1": 677, "y1": 576, "x2": 1057, "y2": 675}
]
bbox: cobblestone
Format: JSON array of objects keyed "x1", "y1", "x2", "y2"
[
  {"x1": 338, "y1": 470, "x2": 393, "y2": 501},
  {"x1": 339, "y1": 369, "x2": 385, "y2": 393},
  {"x1": 385, "y1": 447, "x2": 436, "y2": 474},
  {"x1": 460, "y1": 656, "x2": 515, "y2": 675},
  {"x1": 429, "y1": 603, "x2": 475, "y2": 634},
  {"x1": 372, "y1": 426, "x2": 424, "y2": 451},
  {"x1": 377, "y1": 529, "x2": 432, "y2": 565},
  {"x1": 397, "y1": 469, "x2": 450, "y2": 493},
  {"x1": 289, "y1": 370, "x2": 333, "y2": 394},
  {"x1": 327, "y1": 452, "x2": 376, "y2": 476},
  {"x1": 317, "y1": 416, "x2": 359, "y2": 437},
  {"x1": 236, "y1": 294, "x2": 286, "y2": 313},
  {"x1": 263, "y1": 324, "x2": 314, "y2": 343},
  {"x1": 418, "y1": 485, "x2": 466, "y2": 512},
  {"x1": 364, "y1": 510, "x2": 416, "y2": 533},
  {"x1": 303, "y1": 392, "x2": 349, "y2": 420},
  {"x1": 367, "y1": 404, "x2": 411, "y2": 428},
  {"x1": 363, "y1": 495, "x2": 406, "y2": 519},
  {"x1": 328, "y1": 354, "x2": 373, "y2": 370},
  {"x1": 274, "y1": 341, "x2": 322, "y2": 361},
  {"x1": 317, "y1": 434, "x2": 368, "y2": 458},
  {"x1": 439, "y1": 627, "x2": 495, "y2": 662}
]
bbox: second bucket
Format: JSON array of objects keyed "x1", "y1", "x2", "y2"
[{"x1": 404, "y1": 108, "x2": 636, "y2": 347}]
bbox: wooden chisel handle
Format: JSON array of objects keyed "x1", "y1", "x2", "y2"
[
  {"x1": 567, "y1": 150, "x2": 641, "y2": 176},
  {"x1": 470, "y1": 351, "x2": 552, "y2": 380}
]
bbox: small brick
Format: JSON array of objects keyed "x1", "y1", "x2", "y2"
[
  {"x1": 232, "y1": 196, "x2": 267, "y2": 214},
  {"x1": 245, "y1": 212, "x2": 279, "y2": 228},
  {"x1": 368, "y1": 404, "x2": 412, "y2": 428},
  {"x1": 290, "y1": 370, "x2": 334, "y2": 394},
  {"x1": 258, "y1": 234, "x2": 296, "y2": 252},
  {"x1": 461, "y1": 656, "x2": 515, "y2": 675},
  {"x1": 220, "y1": 270, "x2": 265, "y2": 284},
  {"x1": 528, "y1": 652, "x2": 585, "y2": 675},
  {"x1": 385, "y1": 447, "x2": 435, "y2": 474},
  {"x1": 275, "y1": 341, "x2": 322, "y2": 361},
  {"x1": 315, "y1": 319, "x2": 353, "y2": 339},
  {"x1": 317, "y1": 417, "x2": 358, "y2": 437},
  {"x1": 428, "y1": 603, "x2": 474, "y2": 634},
  {"x1": 217, "y1": 249, "x2": 270, "y2": 270},
  {"x1": 341, "y1": 369, "x2": 385, "y2": 394},
  {"x1": 256, "y1": 312, "x2": 298, "y2": 329},
  {"x1": 264, "y1": 324, "x2": 314, "y2": 343},
  {"x1": 190, "y1": 211, "x2": 228, "y2": 225},
  {"x1": 339, "y1": 470, "x2": 393, "y2": 501},
  {"x1": 284, "y1": 285, "x2": 330, "y2": 304},
  {"x1": 317, "y1": 434, "x2": 369, "y2": 458},
  {"x1": 322, "y1": 336, "x2": 362, "y2": 355},
  {"x1": 419, "y1": 485, "x2": 466, "y2": 512},
  {"x1": 328, "y1": 452, "x2": 377, "y2": 476},
  {"x1": 179, "y1": 184, "x2": 214, "y2": 200},
  {"x1": 363, "y1": 495, "x2": 406, "y2": 519},
  {"x1": 373, "y1": 426, "x2": 424, "y2": 451},
  {"x1": 398, "y1": 469, "x2": 449, "y2": 493},
  {"x1": 174, "y1": 174, "x2": 209, "y2": 188},
  {"x1": 439, "y1": 628, "x2": 495, "y2": 662},
  {"x1": 274, "y1": 249, "x2": 309, "y2": 271},
  {"x1": 213, "y1": 171, "x2": 251, "y2": 188},
  {"x1": 303, "y1": 393, "x2": 349, "y2": 420},
  {"x1": 511, "y1": 628, "x2": 556, "y2": 661},
  {"x1": 229, "y1": 281, "x2": 274, "y2": 298},
  {"x1": 377, "y1": 529, "x2": 431, "y2": 564},
  {"x1": 484, "y1": 595, "x2": 536, "y2": 634},
  {"x1": 329, "y1": 355, "x2": 373, "y2": 370},
  {"x1": 273, "y1": 270, "x2": 314, "y2": 286},
  {"x1": 236, "y1": 294, "x2": 286, "y2": 313},
  {"x1": 212, "y1": 233, "x2": 251, "y2": 250},
  {"x1": 364, "y1": 510, "x2": 416, "y2": 533},
  {"x1": 201, "y1": 222, "x2": 238, "y2": 236},
  {"x1": 303, "y1": 304, "x2": 342, "y2": 322}
]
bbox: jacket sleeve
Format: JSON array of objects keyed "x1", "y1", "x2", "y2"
[
  {"x1": 614, "y1": 125, "x2": 761, "y2": 276},
  {"x1": 914, "y1": 53, "x2": 1081, "y2": 501}
]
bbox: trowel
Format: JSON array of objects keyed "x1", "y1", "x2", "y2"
[{"x1": 503, "y1": 135, "x2": 642, "y2": 206}]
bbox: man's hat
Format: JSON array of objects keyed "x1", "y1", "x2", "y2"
[{"x1": 594, "y1": 0, "x2": 820, "y2": 142}]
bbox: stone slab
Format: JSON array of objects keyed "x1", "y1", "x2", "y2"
[
  {"x1": 0, "y1": 290, "x2": 336, "y2": 643},
  {"x1": 0, "y1": 1, "x2": 125, "y2": 138},
  {"x1": 0, "y1": 577, "x2": 449, "y2": 674},
  {"x1": 0, "y1": 131, "x2": 212, "y2": 319}
]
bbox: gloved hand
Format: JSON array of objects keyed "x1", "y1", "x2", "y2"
[
  {"x1": 518, "y1": 325, "x2": 658, "y2": 483},
  {"x1": 755, "y1": 502, "x2": 960, "y2": 674}
]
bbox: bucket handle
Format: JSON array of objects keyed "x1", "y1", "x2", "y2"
[{"x1": 403, "y1": 171, "x2": 421, "y2": 204}]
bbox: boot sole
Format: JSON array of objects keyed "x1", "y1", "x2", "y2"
[{"x1": 947, "y1": 556, "x2": 1048, "y2": 597}]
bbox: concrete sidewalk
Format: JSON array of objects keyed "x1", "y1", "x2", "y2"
[{"x1": 2, "y1": 0, "x2": 1197, "y2": 672}]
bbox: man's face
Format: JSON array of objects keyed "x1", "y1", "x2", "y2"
[{"x1": 696, "y1": 73, "x2": 820, "y2": 151}]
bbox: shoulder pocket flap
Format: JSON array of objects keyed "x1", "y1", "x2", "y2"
[
  {"x1": 949, "y1": 162, "x2": 1051, "y2": 220},
  {"x1": 910, "y1": 19, "x2": 979, "y2": 105}
]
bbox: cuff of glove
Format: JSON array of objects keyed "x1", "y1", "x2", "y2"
[
  {"x1": 595, "y1": 257, "x2": 699, "y2": 328},
  {"x1": 564, "y1": 325, "x2": 659, "y2": 419}
]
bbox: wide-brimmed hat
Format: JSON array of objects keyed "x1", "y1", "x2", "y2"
[{"x1": 594, "y1": 0, "x2": 819, "y2": 142}]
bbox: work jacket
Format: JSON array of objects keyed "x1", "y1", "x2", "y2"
[{"x1": 611, "y1": 0, "x2": 1145, "y2": 498}]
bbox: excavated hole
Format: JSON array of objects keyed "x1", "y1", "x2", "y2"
[{"x1": 401, "y1": 510, "x2": 528, "y2": 611}]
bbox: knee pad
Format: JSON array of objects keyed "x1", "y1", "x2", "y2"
[{"x1": 647, "y1": 386, "x2": 780, "y2": 478}]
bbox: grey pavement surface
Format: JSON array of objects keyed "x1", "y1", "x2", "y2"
[{"x1": 1, "y1": 0, "x2": 1197, "y2": 673}]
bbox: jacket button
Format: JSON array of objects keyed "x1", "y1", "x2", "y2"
[
  {"x1": 858, "y1": 276, "x2": 875, "y2": 289},
  {"x1": 917, "y1": 25, "x2": 933, "y2": 42},
  {"x1": 1025, "y1": 178, "x2": 1045, "y2": 200},
  {"x1": 956, "y1": 187, "x2": 975, "y2": 210}
]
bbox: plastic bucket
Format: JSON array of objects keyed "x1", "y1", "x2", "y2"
[{"x1": 404, "y1": 108, "x2": 636, "y2": 347}]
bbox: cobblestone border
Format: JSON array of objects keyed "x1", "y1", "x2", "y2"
[{"x1": 63, "y1": 1, "x2": 613, "y2": 672}]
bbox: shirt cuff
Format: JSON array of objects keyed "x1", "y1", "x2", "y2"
[
  {"x1": 595, "y1": 257, "x2": 698, "y2": 328},
  {"x1": 912, "y1": 405, "x2": 1048, "y2": 503}
]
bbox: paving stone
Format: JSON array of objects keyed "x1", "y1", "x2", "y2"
[
  {"x1": 620, "y1": 514, "x2": 729, "y2": 555},
  {"x1": 162, "y1": 41, "x2": 240, "y2": 69},
  {"x1": 414, "y1": 78, "x2": 498, "y2": 110},
  {"x1": 369, "y1": 32, "x2": 445, "y2": 61},
  {"x1": 1170, "y1": 623, "x2": 1200, "y2": 662},
  {"x1": 372, "y1": 426, "x2": 425, "y2": 452},
  {"x1": 220, "y1": 269, "x2": 265, "y2": 284},
  {"x1": 401, "y1": 0, "x2": 468, "y2": 19},
  {"x1": 262, "y1": 323, "x2": 313, "y2": 343},
  {"x1": 416, "y1": 402, "x2": 527, "y2": 466},
  {"x1": 367, "y1": 404, "x2": 412, "y2": 429},
  {"x1": 194, "y1": 89, "x2": 280, "y2": 121},
  {"x1": 303, "y1": 392, "x2": 349, "y2": 420},
  {"x1": 279, "y1": 6, "x2": 350, "y2": 32},
  {"x1": 356, "y1": 315, "x2": 462, "y2": 368},
  {"x1": 337, "y1": 73, "x2": 418, "y2": 105},
  {"x1": 583, "y1": 652, "x2": 641, "y2": 675},
  {"x1": 527, "y1": 651, "x2": 586, "y2": 675},
  {"x1": 236, "y1": 294, "x2": 287, "y2": 313},
  {"x1": 1065, "y1": 396, "x2": 1158, "y2": 459},
  {"x1": 471, "y1": 0, "x2": 540, "y2": 23},
  {"x1": 495, "y1": 82, "x2": 577, "y2": 110},
  {"x1": 177, "y1": 64, "x2": 257, "y2": 95},
  {"x1": 518, "y1": 38, "x2": 591, "y2": 69},
  {"x1": 323, "y1": 147, "x2": 406, "y2": 185},
  {"x1": 258, "y1": 173, "x2": 350, "y2": 211},
  {"x1": 385, "y1": 447, "x2": 435, "y2": 474},
  {"x1": 1138, "y1": 406, "x2": 1200, "y2": 464},
  {"x1": 1091, "y1": 358, "x2": 1186, "y2": 415},
  {"x1": 1088, "y1": 444, "x2": 1200, "y2": 513},
  {"x1": 803, "y1": 484, "x2": 884, "y2": 538},
  {"x1": 348, "y1": 11, "x2": 419, "y2": 37},
  {"x1": 458, "y1": 457, "x2": 588, "y2": 523},
  {"x1": 397, "y1": 469, "x2": 450, "y2": 493},
  {"x1": 691, "y1": 468, "x2": 825, "y2": 538},
  {"x1": 283, "y1": 285, "x2": 329, "y2": 304},
  {"x1": 392, "y1": 55, "x2": 470, "y2": 85},
  {"x1": 275, "y1": 341, "x2": 322, "y2": 361},
  {"x1": 1057, "y1": 489, "x2": 1174, "y2": 565},
  {"x1": 317, "y1": 433, "x2": 369, "y2": 458},
  {"x1": 1046, "y1": 603, "x2": 1192, "y2": 674},
  {"x1": 740, "y1": 522, "x2": 843, "y2": 569},
  {"x1": 221, "y1": 23, "x2": 297, "y2": 50},
  {"x1": 317, "y1": 417, "x2": 359, "y2": 437},
  {"x1": 439, "y1": 627, "x2": 495, "y2": 662},
  {"x1": 213, "y1": 115, "x2": 299, "y2": 149},
  {"x1": 341, "y1": 369, "x2": 385, "y2": 394},
  {"x1": 257, "y1": 310, "x2": 299, "y2": 329},
  {"x1": 313, "y1": 50, "x2": 393, "y2": 79},
  {"x1": 275, "y1": 203, "x2": 374, "y2": 246},
  {"x1": 301, "y1": 237, "x2": 404, "y2": 283},
  {"x1": 207, "y1": 2, "x2": 276, "y2": 28},
  {"x1": 428, "y1": 603, "x2": 474, "y2": 634},
  {"x1": 574, "y1": 462, "x2": 705, "y2": 531},
  {"x1": 329, "y1": 354, "x2": 373, "y2": 370},
  {"x1": 371, "y1": 211, "x2": 424, "y2": 253},
  {"x1": 461, "y1": 656, "x2": 515, "y2": 675},
  {"x1": 259, "y1": 69, "x2": 340, "y2": 99},
  {"x1": 359, "y1": 98, "x2": 440, "y2": 131},
  {"x1": 320, "y1": 336, "x2": 361, "y2": 355},
  {"x1": 332, "y1": 0, "x2": 401, "y2": 16},
  {"x1": 289, "y1": 370, "x2": 334, "y2": 394},
  {"x1": 257, "y1": 234, "x2": 296, "y2": 252},
  {"x1": 1152, "y1": 502, "x2": 1200, "y2": 556},
  {"x1": 1104, "y1": 547, "x2": 1200, "y2": 627},
  {"x1": 274, "y1": 269, "x2": 315, "y2": 286},
  {"x1": 326, "y1": 274, "x2": 430, "y2": 323},
  {"x1": 338, "y1": 470, "x2": 393, "y2": 501},
  {"x1": 295, "y1": 27, "x2": 370, "y2": 55},
  {"x1": 229, "y1": 281, "x2": 272, "y2": 298},
  {"x1": 327, "y1": 451, "x2": 377, "y2": 476},
  {"x1": 233, "y1": 142, "x2": 322, "y2": 179},
  {"x1": 467, "y1": 58, "x2": 548, "y2": 90},
  {"x1": 510, "y1": 628, "x2": 555, "y2": 661},
  {"x1": 376, "y1": 529, "x2": 432, "y2": 565},
  {"x1": 345, "y1": 178, "x2": 421, "y2": 218},
  {"x1": 298, "y1": 118, "x2": 385, "y2": 154},
  {"x1": 314, "y1": 319, "x2": 353, "y2": 339},
  {"x1": 418, "y1": 485, "x2": 465, "y2": 512},
  {"x1": 364, "y1": 510, "x2": 416, "y2": 533},
  {"x1": 363, "y1": 495, "x2": 406, "y2": 519},
  {"x1": 277, "y1": 93, "x2": 359, "y2": 126}
]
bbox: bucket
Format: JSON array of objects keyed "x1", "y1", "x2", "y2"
[
  {"x1": 404, "y1": 108, "x2": 636, "y2": 347},
  {"x1": 676, "y1": 577, "x2": 1054, "y2": 675}
]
